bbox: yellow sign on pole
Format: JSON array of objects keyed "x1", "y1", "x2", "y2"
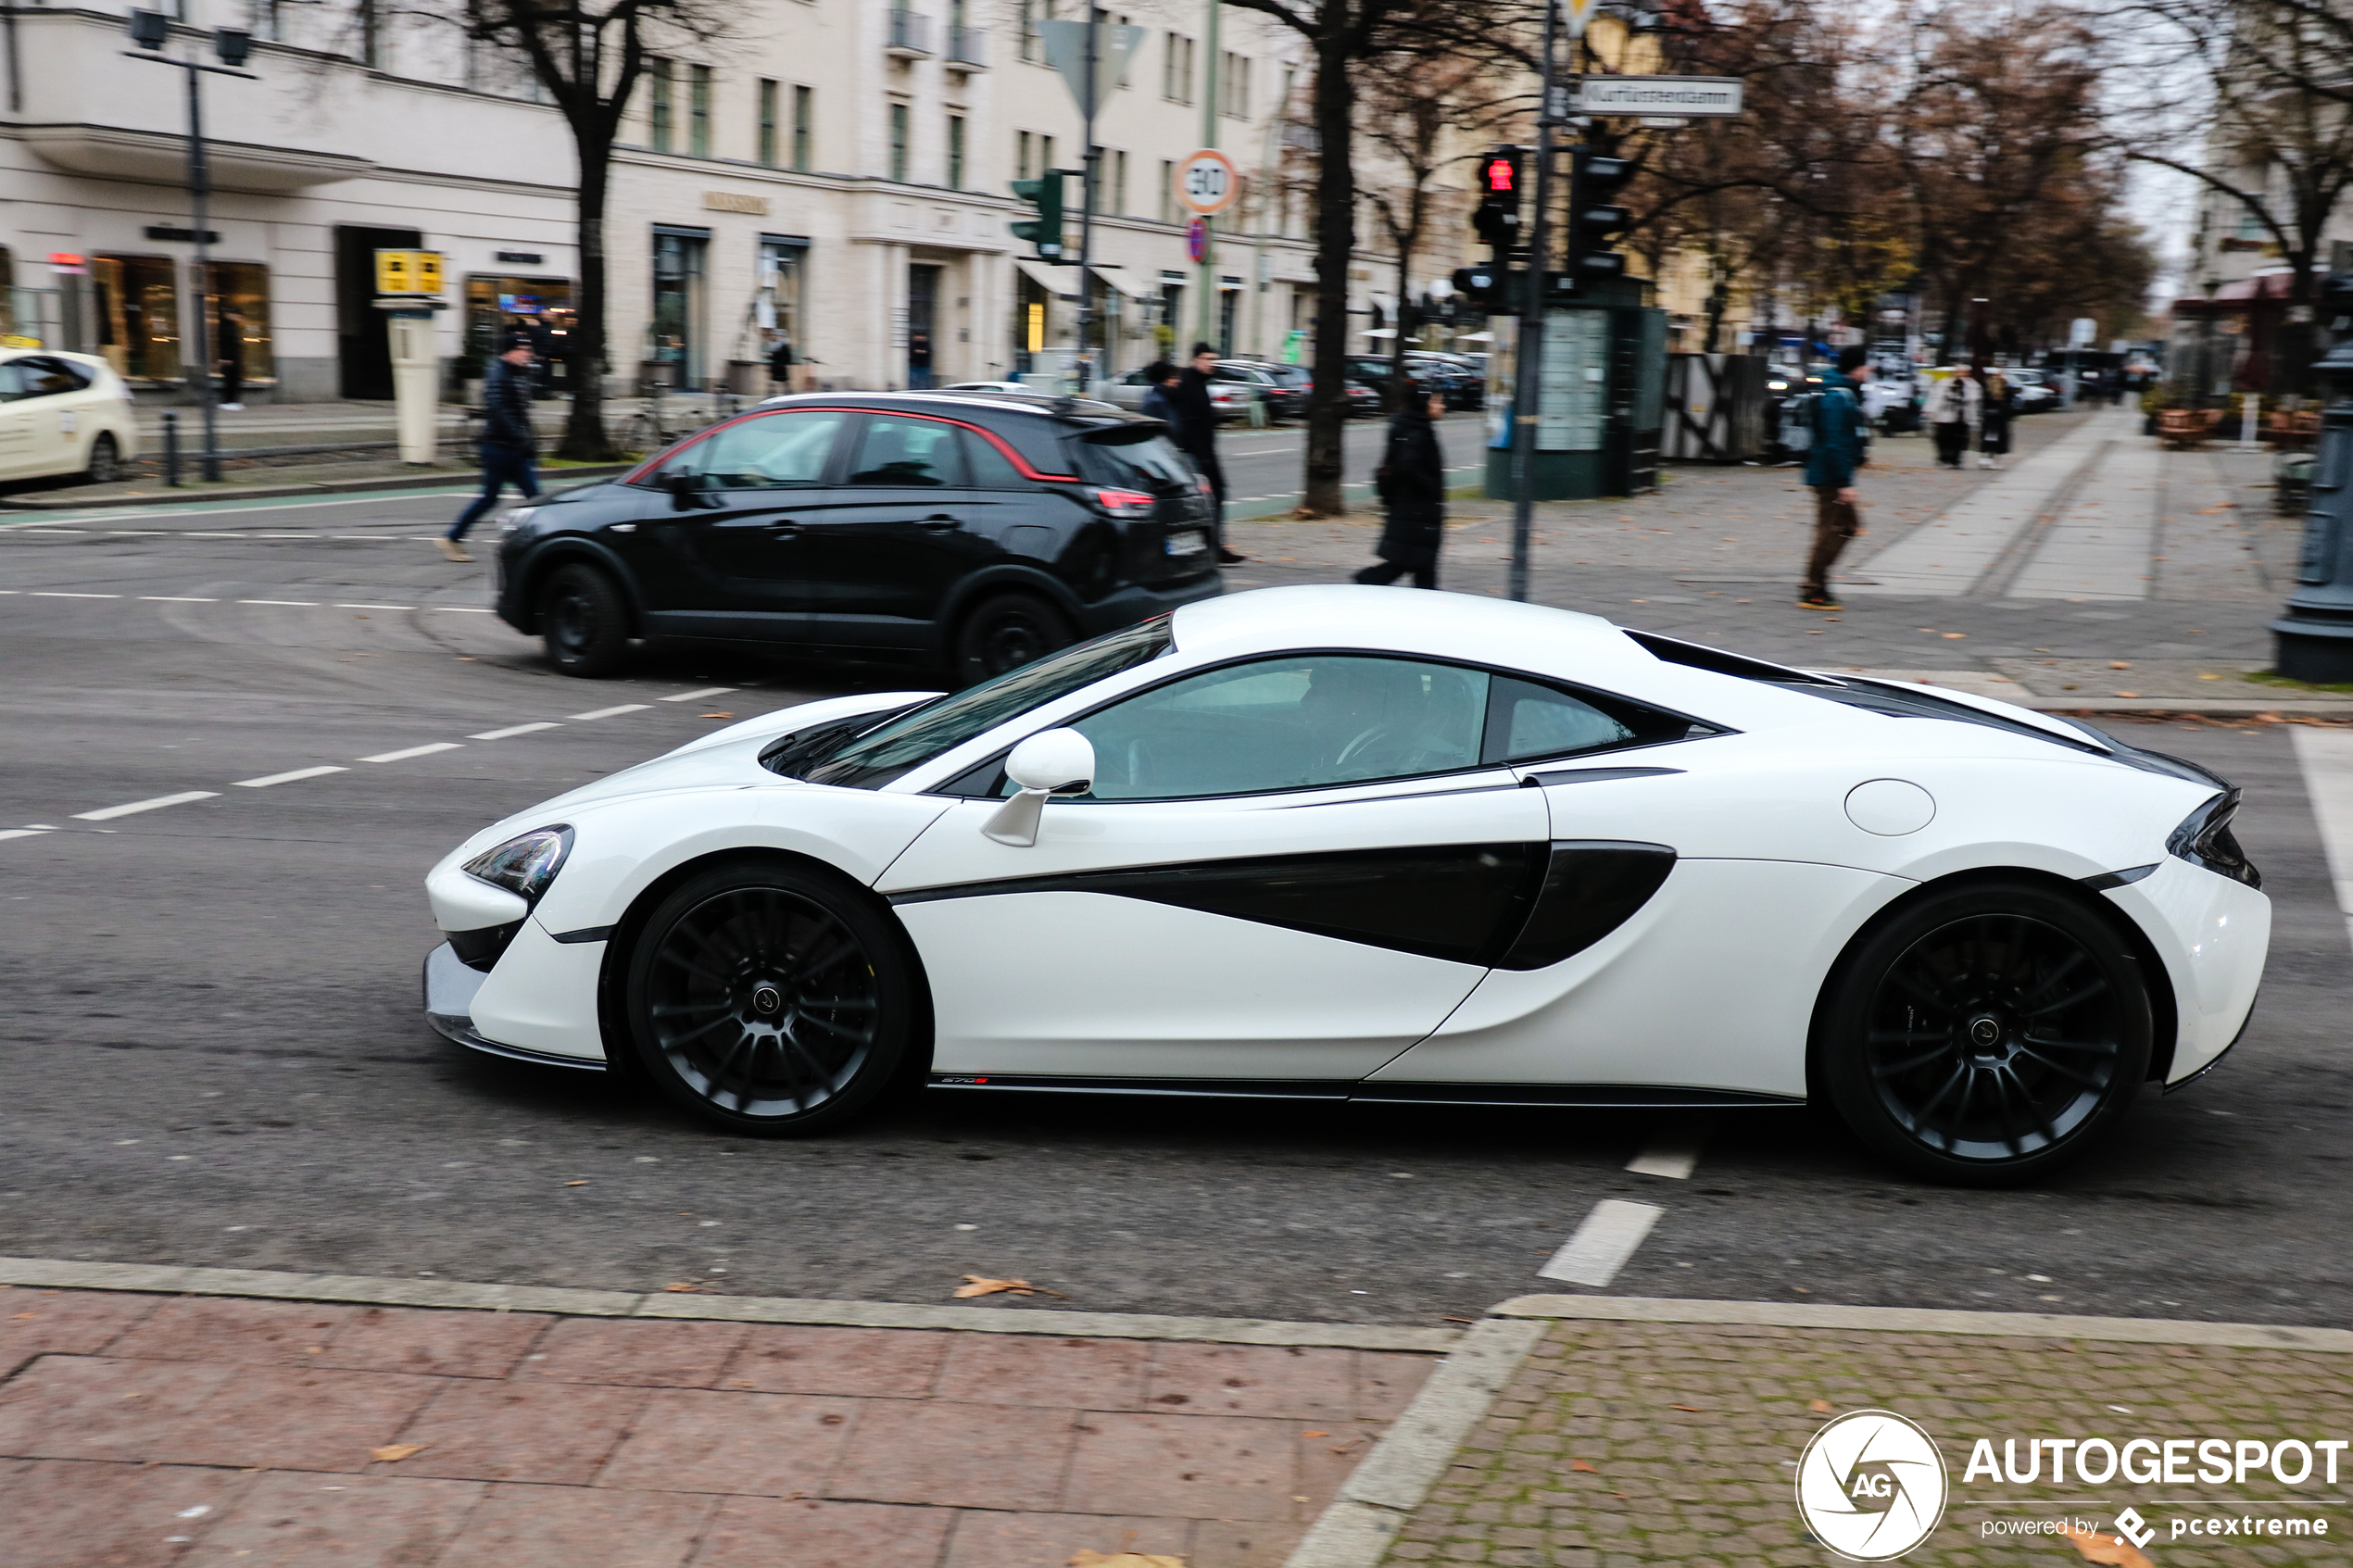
[{"x1": 374, "y1": 249, "x2": 446, "y2": 296}]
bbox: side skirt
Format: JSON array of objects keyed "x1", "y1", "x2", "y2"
[{"x1": 925, "y1": 1074, "x2": 1801, "y2": 1110}]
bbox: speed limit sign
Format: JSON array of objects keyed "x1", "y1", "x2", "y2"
[{"x1": 1176, "y1": 149, "x2": 1240, "y2": 216}]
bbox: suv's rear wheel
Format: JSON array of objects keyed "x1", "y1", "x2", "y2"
[
  {"x1": 1819, "y1": 880, "x2": 2152, "y2": 1185},
  {"x1": 953, "y1": 591, "x2": 1074, "y2": 686},
  {"x1": 541, "y1": 562, "x2": 630, "y2": 678}
]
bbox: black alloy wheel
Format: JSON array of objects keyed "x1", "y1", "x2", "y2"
[
  {"x1": 953, "y1": 591, "x2": 1074, "y2": 686},
  {"x1": 85, "y1": 433, "x2": 122, "y2": 485},
  {"x1": 625, "y1": 861, "x2": 913, "y2": 1135},
  {"x1": 541, "y1": 562, "x2": 630, "y2": 678},
  {"x1": 1820, "y1": 881, "x2": 2151, "y2": 1185}
]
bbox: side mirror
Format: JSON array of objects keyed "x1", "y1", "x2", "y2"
[
  {"x1": 661, "y1": 469, "x2": 702, "y2": 509},
  {"x1": 982, "y1": 728, "x2": 1096, "y2": 847}
]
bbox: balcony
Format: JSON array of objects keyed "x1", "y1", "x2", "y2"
[
  {"x1": 947, "y1": 25, "x2": 988, "y2": 68},
  {"x1": 886, "y1": 9, "x2": 933, "y2": 57}
]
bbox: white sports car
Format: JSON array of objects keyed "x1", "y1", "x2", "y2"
[{"x1": 422, "y1": 587, "x2": 2268, "y2": 1183}]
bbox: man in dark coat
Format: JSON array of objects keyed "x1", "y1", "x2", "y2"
[
  {"x1": 1139, "y1": 360, "x2": 1186, "y2": 443},
  {"x1": 441, "y1": 331, "x2": 540, "y2": 562},
  {"x1": 1353, "y1": 379, "x2": 1448, "y2": 589},
  {"x1": 1170, "y1": 342, "x2": 1243, "y2": 563},
  {"x1": 216, "y1": 307, "x2": 246, "y2": 411},
  {"x1": 767, "y1": 334, "x2": 797, "y2": 392}
]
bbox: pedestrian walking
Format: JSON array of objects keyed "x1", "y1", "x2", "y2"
[
  {"x1": 767, "y1": 333, "x2": 798, "y2": 394},
  {"x1": 1925, "y1": 367, "x2": 1981, "y2": 470},
  {"x1": 1139, "y1": 360, "x2": 1187, "y2": 445},
  {"x1": 1353, "y1": 379, "x2": 1449, "y2": 590},
  {"x1": 1799, "y1": 345, "x2": 1871, "y2": 611},
  {"x1": 440, "y1": 331, "x2": 539, "y2": 563},
  {"x1": 1977, "y1": 367, "x2": 2014, "y2": 470},
  {"x1": 1171, "y1": 342, "x2": 1244, "y2": 563},
  {"x1": 216, "y1": 307, "x2": 246, "y2": 411}
]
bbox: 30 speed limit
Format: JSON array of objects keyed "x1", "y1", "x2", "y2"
[{"x1": 1176, "y1": 149, "x2": 1240, "y2": 216}]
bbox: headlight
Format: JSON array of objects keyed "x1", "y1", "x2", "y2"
[
  {"x1": 1768, "y1": 380, "x2": 1788, "y2": 391},
  {"x1": 463, "y1": 825, "x2": 573, "y2": 905},
  {"x1": 2168, "y1": 793, "x2": 2260, "y2": 889},
  {"x1": 500, "y1": 507, "x2": 539, "y2": 534}
]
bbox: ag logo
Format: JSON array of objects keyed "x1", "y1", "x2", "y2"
[{"x1": 1794, "y1": 1410, "x2": 1948, "y2": 1561}]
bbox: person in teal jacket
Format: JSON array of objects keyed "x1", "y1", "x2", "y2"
[{"x1": 1800, "y1": 345, "x2": 1872, "y2": 609}]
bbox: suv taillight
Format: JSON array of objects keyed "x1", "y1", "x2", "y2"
[{"x1": 1095, "y1": 487, "x2": 1157, "y2": 518}]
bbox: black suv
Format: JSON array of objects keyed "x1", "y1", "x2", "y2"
[{"x1": 493, "y1": 391, "x2": 1224, "y2": 683}]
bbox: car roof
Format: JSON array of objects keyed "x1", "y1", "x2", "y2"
[
  {"x1": 754, "y1": 388, "x2": 1129, "y2": 425},
  {"x1": 1169, "y1": 583, "x2": 1643, "y2": 675}
]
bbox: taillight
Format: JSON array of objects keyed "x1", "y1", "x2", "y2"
[{"x1": 1095, "y1": 487, "x2": 1157, "y2": 518}]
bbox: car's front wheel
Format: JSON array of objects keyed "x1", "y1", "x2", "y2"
[
  {"x1": 84, "y1": 433, "x2": 123, "y2": 485},
  {"x1": 624, "y1": 860, "x2": 915, "y2": 1135},
  {"x1": 541, "y1": 562, "x2": 630, "y2": 678},
  {"x1": 1818, "y1": 881, "x2": 2152, "y2": 1185}
]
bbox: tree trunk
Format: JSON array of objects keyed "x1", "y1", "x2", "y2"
[
  {"x1": 1388, "y1": 183, "x2": 1424, "y2": 404},
  {"x1": 560, "y1": 131, "x2": 618, "y2": 461},
  {"x1": 1301, "y1": 40, "x2": 1355, "y2": 517}
]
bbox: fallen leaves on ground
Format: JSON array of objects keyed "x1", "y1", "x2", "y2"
[
  {"x1": 954, "y1": 1275, "x2": 1069, "y2": 1299},
  {"x1": 700, "y1": 712, "x2": 735, "y2": 719},
  {"x1": 369, "y1": 1444, "x2": 426, "y2": 1463},
  {"x1": 661, "y1": 1281, "x2": 721, "y2": 1294},
  {"x1": 562, "y1": 1180, "x2": 588, "y2": 1187},
  {"x1": 1570, "y1": 1459, "x2": 1599, "y2": 1473},
  {"x1": 1068, "y1": 1552, "x2": 1185, "y2": 1568},
  {"x1": 1669, "y1": 1404, "x2": 1702, "y2": 1412},
  {"x1": 1808, "y1": 1399, "x2": 1834, "y2": 1414},
  {"x1": 2060, "y1": 1526, "x2": 2152, "y2": 1567}
]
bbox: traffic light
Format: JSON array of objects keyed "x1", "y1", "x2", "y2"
[
  {"x1": 1011, "y1": 169, "x2": 1068, "y2": 262},
  {"x1": 1567, "y1": 147, "x2": 1634, "y2": 281},
  {"x1": 1471, "y1": 146, "x2": 1525, "y2": 257}
]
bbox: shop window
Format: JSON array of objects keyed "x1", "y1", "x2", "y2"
[
  {"x1": 200, "y1": 261, "x2": 273, "y2": 387},
  {"x1": 464, "y1": 273, "x2": 575, "y2": 390},
  {"x1": 755, "y1": 239, "x2": 806, "y2": 370},
  {"x1": 651, "y1": 227, "x2": 710, "y2": 391},
  {"x1": 93, "y1": 255, "x2": 181, "y2": 382}
]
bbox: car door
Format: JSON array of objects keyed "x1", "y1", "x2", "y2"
[
  {"x1": 799, "y1": 412, "x2": 992, "y2": 637},
  {"x1": 0, "y1": 362, "x2": 32, "y2": 478},
  {"x1": 877, "y1": 653, "x2": 1552, "y2": 1084},
  {"x1": 636, "y1": 408, "x2": 852, "y2": 630}
]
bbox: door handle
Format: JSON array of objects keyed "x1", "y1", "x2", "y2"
[
  {"x1": 917, "y1": 515, "x2": 961, "y2": 530},
  {"x1": 763, "y1": 521, "x2": 800, "y2": 533}
]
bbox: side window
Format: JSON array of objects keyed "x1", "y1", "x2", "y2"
[
  {"x1": 678, "y1": 409, "x2": 845, "y2": 490},
  {"x1": 962, "y1": 428, "x2": 1030, "y2": 489},
  {"x1": 18, "y1": 358, "x2": 85, "y2": 397},
  {"x1": 0, "y1": 364, "x2": 26, "y2": 402},
  {"x1": 847, "y1": 415, "x2": 968, "y2": 487},
  {"x1": 1070, "y1": 655, "x2": 1491, "y2": 801},
  {"x1": 1479, "y1": 674, "x2": 1695, "y2": 765}
]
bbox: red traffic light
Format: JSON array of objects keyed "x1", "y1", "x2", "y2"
[{"x1": 1484, "y1": 157, "x2": 1516, "y2": 194}]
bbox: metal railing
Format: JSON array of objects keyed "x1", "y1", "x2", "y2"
[
  {"x1": 886, "y1": 9, "x2": 933, "y2": 55},
  {"x1": 947, "y1": 24, "x2": 986, "y2": 65}
]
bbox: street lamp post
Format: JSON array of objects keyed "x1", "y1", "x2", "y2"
[
  {"x1": 126, "y1": 12, "x2": 257, "y2": 484},
  {"x1": 2270, "y1": 273, "x2": 2353, "y2": 682}
]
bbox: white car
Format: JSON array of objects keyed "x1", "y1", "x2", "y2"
[
  {"x1": 422, "y1": 587, "x2": 2268, "y2": 1184},
  {"x1": 0, "y1": 348, "x2": 138, "y2": 484}
]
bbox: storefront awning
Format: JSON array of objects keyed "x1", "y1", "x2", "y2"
[
  {"x1": 1013, "y1": 257, "x2": 1081, "y2": 299},
  {"x1": 1098, "y1": 268, "x2": 1161, "y2": 300}
]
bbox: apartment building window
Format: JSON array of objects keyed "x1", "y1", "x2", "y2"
[
  {"x1": 889, "y1": 102, "x2": 910, "y2": 182},
  {"x1": 648, "y1": 58, "x2": 673, "y2": 153},
  {"x1": 792, "y1": 84, "x2": 812, "y2": 171},
  {"x1": 1162, "y1": 33, "x2": 1192, "y2": 103},
  {"x1": 948, "y1": 115, "x2": 965, "y2": 189},
  {"x1": 1160, "y1": 158, "x2": 1176, "y2": 224},
  {"x1": 689, "y1": 65, "x2": 711, "y2": 157},
  {"x1": 757, "y1": 79, "x2": 778, "y2": 167},
  {"x1": 1017, "y1": 131, "x2": 1033, "y2": 182},
  {"x1": 1219, "y1": 51, "x2": 1250, "y2": 119},
  {"x1": 1112, "y1": 150, "x2": 1127, "y2": 216},
  {"x1": 1019, "y1": 0, "x2": 1038, "y2": 61}
]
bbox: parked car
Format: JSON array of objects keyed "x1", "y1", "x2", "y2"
[
  {"x1": 1861, "y1": 376, "x2": 1920, "y2": 433},
  {"x1": 1403, "y1": 352, "x2": 1485, "y2": 409},
  {"x1": 492, "y1": 391, "x2": 1224, "y2": 684},
  {"x1": 0, "y1": 348, "x2": 138, "y2": 485},
  {"x1": 2007, "y1": 369, "x2": 2059, "y2": 412},
  {"x1": 1103, "y1": 368, "x2": 1257, "y2": 421},
  {"x1": 1214, "y1": 361, "x2": 1308, "y2": 421}
]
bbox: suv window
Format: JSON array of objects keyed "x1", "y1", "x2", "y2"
[
  {"x1": 678, "y1": 408, "x2": 845, "y2": 489},
  {"x1": 1071, "y1": 432, "x2": 1196, "y2": 492},
  {"x1": 848, "y1": 415, "x2": 968, "y2": 487},
  {"x1": 961, "y1": 428, "x2": 1030, "y2": 489}
]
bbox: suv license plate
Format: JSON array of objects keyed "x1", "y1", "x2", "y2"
[{"x1": 1164, "y1": 531, "x2": 1210, "y2": 558}]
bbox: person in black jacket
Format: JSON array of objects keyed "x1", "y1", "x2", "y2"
[
  {"x1": 1138, "y1": 360, "x2": 1186, "y2": 444},
  {"x1": 1353, "y1": 380, "x2": 1448, "y2": 589},
  {"x1": 442, "y1": 332, "x2": 540, "y2": 562},
  {"x1": 1170, "y1": 343, "x2": 1243, "y2": 563}
]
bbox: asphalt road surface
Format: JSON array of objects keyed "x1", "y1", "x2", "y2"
[{"x1": 0, "y1": 485, "x2": 2345, "y2": 1333}]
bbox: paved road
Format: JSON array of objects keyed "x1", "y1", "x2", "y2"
[{"x1": 1, "y1": 447, "x2": 2345, "y2": 1334}]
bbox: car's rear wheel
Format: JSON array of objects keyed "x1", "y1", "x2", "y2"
[
  {"x1": 541, "y1": 562, "x2": 630, "y2": 678},
  {"x1": 953, "y1": 591, "x2": 1074, "y2": 686},
  {"x1": 1819, "y1": 881, "x2": 2151, "y2": 1185},
  {"x1": 84, "y1": 433, "x2": 123, "y2": 485},
  {"x1": 625, "y1": 861, "x2": 914, "y2": 1135}
]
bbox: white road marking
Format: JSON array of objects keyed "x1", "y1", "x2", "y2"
[
  {"x1": 140, "y1": 596, "x2": 218, "y2": 603},
  {"x1": 661, "y1": 687, "x2": 736, "y2": 702},
  {"x1": 2290, "y1": 727, "x2": 2353, "y2": 949},
  {"x1": 105, "y1": 531, "x2": 170, "y2": 536},
  {"x1": 0, "y1": 829, "x2": 50, "y2": 841},
  {"x1": 334, "y1": 602, "x2": 414, "y2": 610},
  {"x1": 1626, "y1": 1121, "x2": 1708, "y2": 1180},
  {"x1": 570, "y1": 704, "x2": 651, "y2": 721},
  {"x1": 471, "y1": 721, "x2": 560, "y2": 740},
  {"x1": 1537, "y1": 1198, "x2": 1663, "y2": 1287},
  {"x1": 233, "y1": 765, "x2": 349, "y2": 788},
  {"x1": 30, "y1": 591, "x2": 119, "y2": 599},
  {"x1": 434, "y1": 607, "x2": 495, "y2": 614},
  {"x1": 238, "y1": 599, "x2": 320, "y2": 607},
  {"x1": 72, "y1": 791, "x2": 221, "y2": 822},
  {"x1": 359, "y1": 742, "x2": 463, "y2": 763}
]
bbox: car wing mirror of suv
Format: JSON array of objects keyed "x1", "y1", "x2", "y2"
[{"x1": 661, "y1": 470, "x2": 707, "y2": 510}]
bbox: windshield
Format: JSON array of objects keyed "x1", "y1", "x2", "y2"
[{"x1": 793, "y1": 616, "x2": 1176, "y2": 789}]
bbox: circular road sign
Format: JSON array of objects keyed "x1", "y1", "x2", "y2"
[
  {"x1": 1176, "y1": 149, "x2": 1240, "y2": 216},
  {"x1": 1186, "y1": 218, "x2": 1210, "y2": 263}
]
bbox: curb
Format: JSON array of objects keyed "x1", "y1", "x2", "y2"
[
  {"x1": 0, "y1": 1257, "x2": 1457, "y2": 1353},
  {"x1": 0, "y1": 463, "x2": 631, "y2": 511}
]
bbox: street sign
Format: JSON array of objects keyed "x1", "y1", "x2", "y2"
[
  {"x1": 373, "y1": 249, "x2": 445, "y2": 295},
  {"x1": 1571, "y1": 77, "x2": 1744, "y2": 118},
  {"x1": 1038, "y1": 19, "x2": 1147, "y2": 119},
  {"x1": 1186, "y1": 217, "x2": 1210, "y2": 263},
  {"x1": 1176, "y1": 150, "x2": 1240, "y2": 216}
]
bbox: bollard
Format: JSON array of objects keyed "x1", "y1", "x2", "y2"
[
  {"x1": 2241, "y1": 395, "x2": 2261, "y2": 452},
  {"x1": 163, "y1": 410, "x2": 182, "y2": 487}
]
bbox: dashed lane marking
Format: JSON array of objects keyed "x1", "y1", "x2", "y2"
[
  {"x1": 71, "y1": 791, "x2": 221, "y2": 822},
  {"x1": 335, "y1": 603, "x2": 415, "y2": 610},
  {"x1": 30, "y1": 591, "x2": 118, "y2": 598},
  {"x1": 570, "y1": 704, "x2": 651, "y2": 721},
  {"x1": 661, "y1": 687, "x2": 736, "y2": 702},
  {"x1": 1537, "y1": 1198, "x2": 1663, "y2": 1288},
  {"x1": 0, "y1": 829, "x2": 50, "y2": 841},
  {"x1": 238, "y1": 599, "x2": 321, "y2": 607},
  {"x1": 470, "y1": 721, "x2": 560, "y2": 740},
  {"x1": 233, "y1": 766, "x2": 350, "y2": 789},
  {"x1": 359, "y1": 742, "x2": 463, "y2": 764},
  {"x1": 140, "y1": 596, "x2": 217, "y2": 603},
  {"x1": 1626, "y1": 1121, "x2": 1708, "y2": 1180}
]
